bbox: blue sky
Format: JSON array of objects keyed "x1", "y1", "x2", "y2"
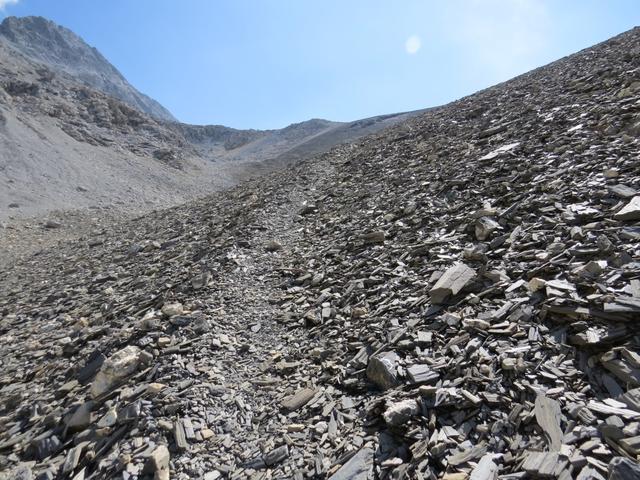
[{"x1": 1, "y1": 1, "x2": 639, "y2": 129}]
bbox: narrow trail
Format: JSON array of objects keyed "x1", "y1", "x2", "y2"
[{"x1": 142, "y1": 157, "x2": 359, "y2": 478}]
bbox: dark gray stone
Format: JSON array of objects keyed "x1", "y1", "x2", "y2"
[{"x1": 608, "y1": 457, "x2": 640, "y2": 480}]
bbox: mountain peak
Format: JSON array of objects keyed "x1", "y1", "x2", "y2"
[
  {"x1": 0, "y1": 15, "x2": 175, "y2": 121},
  {"x1": 1, "y1": 15, "x2": 70, "y2": 33}
]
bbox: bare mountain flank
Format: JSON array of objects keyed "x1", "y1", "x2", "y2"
[
  {"x1": 0, "y1": 15, "x2": 176, "y2": 121},
  {"x1": 0, "y1": 16, "x2": 421, "y2": 220}
]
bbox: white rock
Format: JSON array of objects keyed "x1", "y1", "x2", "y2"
[
  {"x1": 161, "y1": 302, "x2": 184, "y2": 317},
  {"x1": 475, "y1": 216, "x2": 500, "y2": 241},
  {"x1": 528, "y1": 277, "x2": 547, "y2": 292},
  {"x1": 383, "y1": 399, "x2": 420, "y2": 426},
  {"x1": 148, "y1": 445, "x2": 170, "y2": 480},
  {"x1": 604, "y1": 168, "x2": 620, "y2": 178},
  {"x1": 501, "y1": 358, "x2": 517, "y2": 370},
  {"x1": 463, "y1": 318, "x2": 491, "y2": 330},
  {"x1": 614, "y1": 196, "x2": 640, "y2": 221},
  {"x1": 91, "y1": 345, "x2": 141, "y2": 398},
  {"x1": 470, "y1": 454, "x2": 498, "y2": 480},
  {"x1": 97, "y1": 407, "x2": 118, "y2": 428}
]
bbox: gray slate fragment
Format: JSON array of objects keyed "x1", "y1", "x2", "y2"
[
  {"x1": 281, "y1": 387, "x2": 316, "y2": 410},
  {"x1": 535, "y1": 395, "x2": 563, "y2": 451},
  {"x1": 66, "y1": 401, "x2": 94, "y2": 432},
  {"x1": 470, "y1": 454, "x2": 498, "y2": 480},
  {"x1": 44, "y1": 219, "x2": 62, "y2": 229},
  {"x1": 5, "y1": 464, "x2": 32, "y2": 480},
  {"x1": 62, "y1": 445, "x2": 83, "y2": 475},
  {"x1": 621, "y1": 388, "x2": 640, "y2": 412},
  {"x1": 608, "y1": 184, "x2": 637, "y2": 199},
  {"x1": 243, "y1": 456, "x2": 266, "y2": 470},
  {"x1": 328, "y1": 447, "x2": 374, "y2": 480},
  {"x1": 77, "y1": 353, "x2": 106, "y2": 384},
  {"x1": 30, "y1": 435, "x2": 62, "y2": 460},
  {"x1": 406, "y1": 364, "x2": 439, "y2": 384},
  {"x1": 360, "y1": 231, "x2": 385, "y2": 244},
  {"x1": 448, "y1": 444, "x2": 488, "y2": 467},
  {"x1": 264, "y1": 445, "x2": 289, "y2": 466},
  {"x1": 174, "y1": 419, "x2": 188, "y2": 451},
  {"x1": 608, "y1": 457, "x2": 640, "y2": 480}
]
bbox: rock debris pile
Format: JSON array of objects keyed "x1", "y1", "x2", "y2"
[{"x1": 1, "y1": 26, "x2": 640, "y2": 480}]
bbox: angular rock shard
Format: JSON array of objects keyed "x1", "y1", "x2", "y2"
[
  {"x1": 535, "y1": 395, "x2": 563, "y2": 451},
  {"x1": 328, "y1": 447, "x2": 374, "y2": 480},
  {"x1": 429, "y1": 263, "x2": 476, "y2": 304},
  {"x1": 614, "y1": 196, "x2": 640, "y2": 221}
]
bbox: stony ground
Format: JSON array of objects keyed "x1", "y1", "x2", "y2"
[
  {"x1": 0, "y1": 208, "x2": 139, "y2": 268},
  {"x1": 1, "y1": 26, "x2": 640, "y2": 480}
]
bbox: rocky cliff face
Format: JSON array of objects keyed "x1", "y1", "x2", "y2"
[
  {"x1": 0, "y1": 16, "x2": 176, "y2": 121},
  {"x1": 0, "y1": 24, "x2": 639, "y2": 480}
]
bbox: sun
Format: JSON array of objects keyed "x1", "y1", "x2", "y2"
[{"x1": 405, "y1": 35, "x2": 421, "y2": 54}]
